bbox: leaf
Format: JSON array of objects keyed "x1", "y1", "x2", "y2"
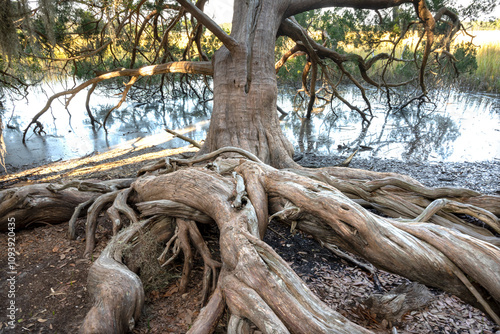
[{"x1": 38, "y1": 318, "x2": 48, "y2": 323}]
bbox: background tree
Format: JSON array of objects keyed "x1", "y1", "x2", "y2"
[{"x1": 1, "y1": 0, "x2": 499, "y2": 333}]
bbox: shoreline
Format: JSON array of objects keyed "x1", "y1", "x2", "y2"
[{"x1": 1, "y1": 145, "x2": 499, "y2": 196}]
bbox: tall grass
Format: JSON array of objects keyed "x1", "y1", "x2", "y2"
[
  {"x1": 473, "y1": 39, "x2": 500, "y2": 92},
  {"x1": 336, "y1": 30, "x2": 500, "y2": 92},
  {"x1": 445, "y1": 30, "x2": 500, "y2": 92}
]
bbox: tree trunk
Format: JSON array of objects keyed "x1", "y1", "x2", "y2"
[{"x1": 201, "y1": 0, "x2": 296, "y2": 168}]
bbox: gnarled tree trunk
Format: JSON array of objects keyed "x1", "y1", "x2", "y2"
[
  {"x1": 2, "y1": 0, "x2": 499, "y2": 332},
  {"x1": 201, "y1": 0, "x2": 296, "y2": 168}
]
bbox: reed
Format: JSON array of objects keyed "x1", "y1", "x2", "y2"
[
  {"x1": 335, "y1": 30, "x2": 500, "y2": 92},
  {"x1": 474, "y1": 40, "x2": 500, "y2": 91}
]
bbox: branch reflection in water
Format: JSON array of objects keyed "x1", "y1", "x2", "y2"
[{"x1": 1, "y1": 82, "x2": 499, "y2": 170}]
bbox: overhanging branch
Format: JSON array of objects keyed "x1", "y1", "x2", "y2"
[
  {"x1": 176, "y1": 0, "x2": 240, "y2": 53},
  {"x1": 22, "y1": 61, "x2": 213, "y2": 143},
  {"x1": 286, "y1": 0, "x2": 414, "y2": 17}
]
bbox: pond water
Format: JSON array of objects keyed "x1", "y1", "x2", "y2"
[
  {"x1": 279, "y1": 86, "x2": 500, "y2": 162},
  {"x1": 1, "y1": 82, "x2": 499, "y2": 170}
]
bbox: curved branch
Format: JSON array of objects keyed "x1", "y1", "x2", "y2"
[
  {"x1": 275, "y1": 44, "x2": 305, "y2": 73},
  {"x1": 85, "y1": 83, "x2": 101, "y2": 129},
  {"x1": 22, "y1": 61, "x2": 213, "y2": 143},
  {"x1": 279, "y1": 18, "x2": 414, "y2": 89},
  {"x1": 414, "y1": 0, "x2": 436, "y2": 93},
  {"x1": 102, "y1": 75, "x2": 139, "y2": 130}
]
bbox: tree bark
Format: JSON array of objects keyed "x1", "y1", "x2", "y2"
[
  {"x1": 0, "y1": 184, "x2": 96, "y2": 231},
  {"x1": 131, "y1": 167, "x2": 373, "y2": 333},
  {"x1": 201, "y1": 0, "x2": 296, "y2": 168},
  {"x1": 3, "y1": 154, "x2": 499, "y2": 332}
]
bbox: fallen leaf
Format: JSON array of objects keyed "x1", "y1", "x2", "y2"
[{"x1": 37, "y1": 318, "x2": 48, "y2": 323}]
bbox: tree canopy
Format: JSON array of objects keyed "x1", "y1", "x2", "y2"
[{"x1": 0, "y1": 0, "x2": 495, "y2": 122}]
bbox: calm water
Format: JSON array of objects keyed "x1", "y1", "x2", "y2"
[
  {"x1": 279, "y1": 86, "x2": 500, "y2": 162},
  {"x1": 1, "y1": 82, "x2": 499, "y2": 169}
]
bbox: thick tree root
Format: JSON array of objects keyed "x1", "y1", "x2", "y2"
[
  {"x1": 5, "y1": 148, "x2": 500, "y2": 332},
  {"x1": 0, "y1": 184, "x2": 96, "y2": 231},
  {"x1": 77, "y1": 154, "x2": 500, "y2": 331},
  {"x1": 292, "y1": 167, "x2": 500, "y2": 246},
  {"x1": 131, "y1": 167, "x2": 373, "y2": 333},
  {"x1": 81, "y1": 221, "x2": 147, "y2": 334},
  {"x1": 259, "y1": 162, "x2": 500, "y2": 319}
]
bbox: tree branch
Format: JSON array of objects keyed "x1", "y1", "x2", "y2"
[
  {"x1": 22, "y1": 61, "x2": 213, "y2": 143},
  {"x1": 176, "y1": 0, "x2": 239, "y2": 52},
  {"x1": 286, "y1": 0, "x2": 413, "y2": 17},
  {"x1": 22, "y1": 41, "x2": 112, "y2": 62}
]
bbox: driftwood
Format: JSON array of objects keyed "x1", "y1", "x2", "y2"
[
  {"x1": 0, "y1": 184, "x2": 96, "y2": 231},
  {"x1": 165, "y1": 128, "x2": 202, "y2": 148}
]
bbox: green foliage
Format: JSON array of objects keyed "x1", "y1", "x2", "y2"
[
  {"x1": 74, "y1": 9, "x2": 101, "y2": 38},
  {"x1": 453, "y1": 43, "x2": 478, "y2": 75},
  {"x1": 392, "y1": 46, "x2": 419, "y2": 80},
  {"x1": 0, "y1": 0, "x2": 19, "y2": 57},
  {"x1": 202, "y1": 25, "x2": 231, "y2": 58},
  {"x1": 1, "y1": 0, "x2": 497, "y2": 95}
]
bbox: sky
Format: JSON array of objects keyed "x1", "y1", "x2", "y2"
[
  {"x1": 204, "y1": 0, "x2": 500, "y2": 24},
  {"x1": 204, "y1": 0, "x2": 234, "y2": 24}
]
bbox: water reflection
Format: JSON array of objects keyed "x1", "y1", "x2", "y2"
[
  {"x1": 2, "y1": 84, "x2": 211, "y2": 169},
  {"x1": 280, "y1": 86, "x2": 499, "y2": 162},
  {"x1": 1, "y1": 83, "x2": 499, "y2": 169}
]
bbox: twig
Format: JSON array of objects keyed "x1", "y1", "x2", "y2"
[
  {"x1": 322, "y1": 243, "x2": 383, "y2": 292},
  {"x1": 337, "y1": 149, "x2": 358, "y2": 167},
  {"x1": 165, "y1": 128, "x2": 201, "y2": 148}
]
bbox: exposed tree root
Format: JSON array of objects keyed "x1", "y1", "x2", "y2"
[
  {"x1": 188, "y1": 287, "x2": 225, "y2": 334},
  {"x1": 0, "y1": 183, "x2": 96, "y2": 231},
  {"x1": 84, "y1": 191, "x2": 119, "y2": 257},
  {"x1": 2, "y1": 148, "x2": 500, "y2": 333},
  {"x1": 81, "y1": 221, "x2": 147, "y2": 334},
  {"x1": 408, "y1": 198, "x2": 500, "y2": 234}
]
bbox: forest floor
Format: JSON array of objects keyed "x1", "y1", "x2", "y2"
[{"x1": 0, "y1": 144, "x2": 499, "y2": 334}]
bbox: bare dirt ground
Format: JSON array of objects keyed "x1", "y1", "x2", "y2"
[{"x1": 1, "y1": 146, "x2": 499, "y2": 333}]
